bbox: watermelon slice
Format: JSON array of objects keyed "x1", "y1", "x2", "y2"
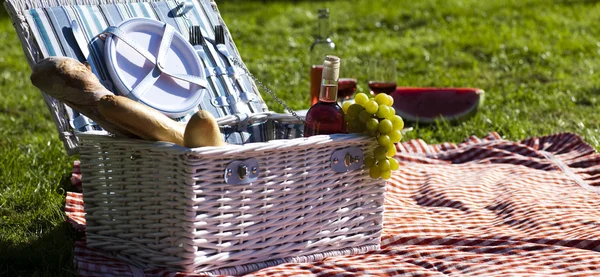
[{"x1": 391, "y1": 87, "x2": 485, "y2": 123}]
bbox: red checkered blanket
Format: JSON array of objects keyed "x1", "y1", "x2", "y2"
[{"x1": 66, "y1": 132, "x2": 600, "y2": 276}]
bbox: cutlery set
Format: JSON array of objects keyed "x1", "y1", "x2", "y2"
[{"x1": 188, "y1": 24, "x2": 255, "y2": 115}]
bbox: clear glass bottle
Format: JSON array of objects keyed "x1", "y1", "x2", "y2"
[
  {"x1": 309, "y1": 8, "x2": 336, "y2": 106},
  {"x1": 304, "y1": 55, "x2": 347, "y2": 137}
]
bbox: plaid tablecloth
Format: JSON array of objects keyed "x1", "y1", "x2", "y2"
[{"x1": 66, "y1": 132, "x2": 600, "y2": 276}]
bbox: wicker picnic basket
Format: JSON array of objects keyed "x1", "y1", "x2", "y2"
[{"x1": 5, "y1": 0, "x2": 386, "y2": 274}]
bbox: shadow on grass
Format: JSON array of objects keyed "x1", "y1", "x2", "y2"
[
  {"x1": 588, "y1": 87, "x2": 600, "y2": 95},
  {"x1": 0, "y1": 170, "x2": 80, "y2": 277},
  {"x1": 58, "y1": 169, "x2": 79, "y2": 195},
  {"x1": 574, "y1": 87, "x2": 600, "y2": 107},
  {"x1": 0, "y1": 0, "x2": 8, "y2": 19},
  {"x1": 0, "y1": 221, "x2": 78, "y2": 277},
  {"x1": 555, "y1": 0, "x2": 600, "y2": 5},
  {"x1": 225, "y1": 0, "x2": 333, "y2": 2}
]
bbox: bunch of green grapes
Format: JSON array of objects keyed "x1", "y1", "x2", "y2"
[{"x1": 343, "y1": 92, "x2": 404, "y2": 180}]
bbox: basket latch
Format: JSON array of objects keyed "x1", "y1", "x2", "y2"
[
  {"x1": 224, "y1": 158, "x2": 259, "y2": 185},
  {"x1": 331, "y1": 146, "x2": 363, "y2": 173}
]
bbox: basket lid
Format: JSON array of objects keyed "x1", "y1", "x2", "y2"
[
  {"x1": 12, "y1": 0, "x2": 272, "y2": 154},
  {"x1": 104, "y1": 17, "x2": 208, "y2": 118}
]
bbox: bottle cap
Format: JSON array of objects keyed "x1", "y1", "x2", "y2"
[{"x1": 322, "y1": 55, "x2": 340, "y2": 81}]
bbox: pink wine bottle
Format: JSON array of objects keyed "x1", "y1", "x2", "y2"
[{"x1": 304, "y1": 55, "x2": 347, "y2": 136}]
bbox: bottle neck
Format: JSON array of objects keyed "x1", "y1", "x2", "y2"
[
  {"x1": 319, "y1": 78, "x2": 338, "y2": 102},
  {"x1": 317, "y1": 16, "x2": 330, "y2": 40}
]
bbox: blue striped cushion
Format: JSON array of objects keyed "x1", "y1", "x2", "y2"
[{"x1": 24, "y1": 0, "x2": 282, "y2": 144}]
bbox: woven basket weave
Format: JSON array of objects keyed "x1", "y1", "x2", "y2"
[
  {"x1": 5, "y1": 0, "x2": 387, "y2": 274},
  {"x1": 78, "y1": 132, "x2": 385, "y2": 273}
]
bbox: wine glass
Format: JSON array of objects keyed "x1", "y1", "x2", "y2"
[
  {"x1": 367, "y1": 59, "x2": 397, "y2": 95},
  {"x1": 336, "y1": 58, "x2": 359, "y2": 105},
  {"x1": 337, "y1": 77, "x2": 357, "y2": 103}
]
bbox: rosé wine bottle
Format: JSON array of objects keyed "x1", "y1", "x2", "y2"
[{"x1": 304, "y1": 55, "x2": 347, "y2": 136}]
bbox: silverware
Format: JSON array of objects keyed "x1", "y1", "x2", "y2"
[
  {"x1": 188, "y1": 25, "x2": 215, "y2": 90},
  {"x1": 214, "y1": 25, "x2": 256, "y2": 103},
  {"x1": 189, "y1": 25, "x2": 241, "y2": 114},
  {"x1": 71, "y1": 20, "x2": 114, "y2": 92},
  {"x1": 211, "y1": 25, "x2": 304, "y2": 122},
  {"x1": 71, "y1": 20, "x2": 90, "y2": 60}
]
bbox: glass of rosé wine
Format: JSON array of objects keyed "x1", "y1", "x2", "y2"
[
  {"x1": 367, "y1": 59, "x2": 397, "y2": 95},
  {"x1": 337, "y1": 77, "x2": 357, "y2": 103},
  {"x1": 335, "y1": 58, "x2": 360, "y2": 105}
]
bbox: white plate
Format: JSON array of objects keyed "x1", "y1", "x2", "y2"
[{"x1": 104, "y1": 18, "x2": 206, "y2": 118}]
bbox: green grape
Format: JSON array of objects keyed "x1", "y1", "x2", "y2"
[
  {"x1": 378, "y1": 119, "x2": 393, "y2": 134},
  {"x1": 342, "y1": 101, "x2": 352, "y2": 113},
  {"x1": 389, "y1": 129, "x2": 402, "y2": 143},
  {"x1": 347, "y1": 120, "x2": 363, "y2": 133},
  {"x1": 374, "y1": 146, "x2": 388, "y2": 161},
  {"x1": 369, "y1": 166, "x2": 381, "y2": 179},
  {"x1": 376, "y1": 105, "x2": 390, "y2": 119},
  {"x1": 346, "y1": 120, "x2": 358, "y2": 133},
  {"x1": 389, "y1": 157, "x2": 399, "y2": 170},
  {"x1": 380, "y1": 169, "x2": 392, "y2": 180},
  {"x1": 364, "y1": 155, "x2": 376, "y2": 168},
  {"x1": 366, "y1": 129, "x2": 380, "y2": 138},
  {"x1": 378, "y1": 134, "x2": 391, "y2": 147},
  {"x1": 344, "y1": 113, "x2": 353, "y2": 123},
  {"x1": 386, "y1": 94, "x2": 394, "y2": 106},
  {"x1": 378, "y1": 159, "x2": 390, "y2": 171},
  {"x1": 387, "y1": 143, "x2": 397, "y2": 157},
  {"x1": 347, "y1": 123, "x2": 356, "y2": 133},
  {"x1": 366, "y1": 118, "x2": 379, "y2": 131},
  {"x1": 392, "y1": 115, "x2": 404, "y2": 131},
  {"x1": 359, "y1": 110, "x2": 373, "y2": 123},
  {"x1": 364, "y1": 100, "x2": 379, "y2": 114},
  {"x1": 374, "y1": 93, "x2": 389, "y2": 106},
  {"x1": 347, "y1": 104, "x2": 365, "y2": 119},
  {"x1": 386, "y1": 106, "x2": 396, "y2": 119},
  {"x1": 354, "y1": 93, "x2": 369, "y2": 106}
]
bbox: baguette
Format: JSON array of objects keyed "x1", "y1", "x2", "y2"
[
  {"x1": 184, "y1": 110, "x2": 226, "y2": 148},
  {"x1": 30, "y1": 57, "x2": 136, "y2": 138},
  {"x1": 98, "y1": 95, "x2": 186, "y2": 146}
]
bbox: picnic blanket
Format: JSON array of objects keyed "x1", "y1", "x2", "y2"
[{"x1": 65, "y1": 132, "x2": 600, "y2": 276}]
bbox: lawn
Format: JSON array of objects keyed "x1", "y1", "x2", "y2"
[{"x1": 1, "y1": 0, "x2": 599, "y2": 276}]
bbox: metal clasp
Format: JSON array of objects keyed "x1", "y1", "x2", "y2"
[
  {"x1": 224, "y1": 158, "x2": 259, "y2": 185},
  {"x1": 331, "y1": 146, "x2": 363, "y2": 173}
]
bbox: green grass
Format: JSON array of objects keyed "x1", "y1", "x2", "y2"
[{"x1": 1, "y1": 0, "x2": 599, "y2": 276}]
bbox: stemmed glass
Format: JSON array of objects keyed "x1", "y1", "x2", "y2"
[
  {"x1": 367, "y1": 59, "x2": 397, "y2": 95},
  {"x1": 336, "y1": 58, "x2": 359, "y2": 105},
  {"x1": 337, "y1": 78, "x2": 357, "y2": 103}
]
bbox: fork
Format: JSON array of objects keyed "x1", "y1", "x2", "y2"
[
  {"x1": 214, "y1": 25, "x2": 254, "y2": 104},
  {"x1": 189, "y1": 26, "x2": 223, "y2": 110},
  {"x1": 189, "y1": 26, "x2": 207, "y2": 51},
  {"x1": 214, "y1": 25, "x2": 233, "y2": 67},
  {"x1": 190, "y1": 25, "x2": 242, "y2": 114}
]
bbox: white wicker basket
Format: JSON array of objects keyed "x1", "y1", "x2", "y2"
[
  {"x1": 5, "y1": 0, "x2": 387, "y2": 274},
  {"x1": 78, "y1": 132, "x2": 385, "y2": 274}
]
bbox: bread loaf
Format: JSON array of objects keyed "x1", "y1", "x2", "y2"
[
  {"x1": 184, "y1": 110, "x2": 225, "y2": 148},
  {"x1": 98, "y1": 95, "x2": 186, "y2": 146},
  {"x1": 31, "y1": 57, "x2": 222, "y2": 148},
  {"x1": 30, "y1": 57, "x2": 136, "y2": 138}
]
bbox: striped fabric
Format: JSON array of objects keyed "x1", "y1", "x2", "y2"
[
  {"x1": 24, "y1": 0, "x2": 273, "y2": 145},
  {"x1": 65, "y1": 132, "x2": 600, "y2": 276}
]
